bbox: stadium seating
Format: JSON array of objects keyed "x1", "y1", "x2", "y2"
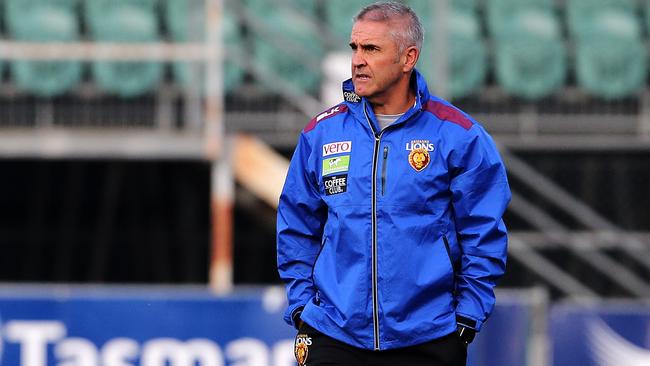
[
  {"x1": 4, "y1": 0, "x2": 82, "y2": 97},
  {"x1": 645, "y1": 0, "x2": 650, "y2": 36},
  {"x1": 2, "y1": 0, "x2": 650, "y2": 101},
  {"x1": 248, "y1": 0, "x2": 323, "y2": 94},
  {"x1": 407, "y1": 1, "x2": 487, "y2": 99},
  {"x1": 165, "y1": 0, "x2": 243, "y2": 93},
  {"x1": 324, "y1": 0, "x2": 368, "y2": 44},
  {"x1": 566, "y1": 0, "x2": 637, "y2": 38},
  {"x1": 84, "y1": 0, "x2": 163, "y2": 97},
  {"x1": 566, "y1": 0, "x2": 646, "y2": 99},
  {"x1": 488, "y1": 0, "x2": 567, "y2": 99},
  {"x1": 451, "y1": 0, "x2": 478, "y2": 11},
  {"x1": 486, "y1": 0, "x2": 554, "y2": 37}
]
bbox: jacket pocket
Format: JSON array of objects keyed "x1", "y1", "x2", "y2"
[
  {"x1": 441, "y1": 235, "x2": 455, "y2": 277},
  {"x1": 442, "y1": 235, "x2": 457, "y2": 295}
]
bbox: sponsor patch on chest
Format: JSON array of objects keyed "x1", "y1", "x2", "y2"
[
  {"x1": 323, "y1": 174, "x2": 348, "y2": 195},
  {"x1": 406, "y1": 139, "x2": 433, "y2": 172},
  {"x1": 322, "y1": 155, "x2": 350, "y2": 176},
  {"x1": 322, "y1": 140, "x2": 351, "y2": 157}
]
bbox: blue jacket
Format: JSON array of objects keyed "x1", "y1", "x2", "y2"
[{"x1": 277, "y1": 70, "x2": 511, "y2": 350}]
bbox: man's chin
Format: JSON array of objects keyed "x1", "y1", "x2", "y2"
[{"x1": 354, "y1": 88, "x2": 371, "y2": 98}]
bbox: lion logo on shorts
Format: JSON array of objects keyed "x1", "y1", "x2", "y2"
[{"x1": 295, "y1": 333, "x2": 312, "y2": 366}]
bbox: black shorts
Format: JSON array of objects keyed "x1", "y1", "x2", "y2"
[{"x1": 294, "y1": 322, "x2": 467, "y2": 366}]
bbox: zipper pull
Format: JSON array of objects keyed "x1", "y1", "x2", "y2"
[{"x1": 381, "y1": 146, "x2": 388, "y2": 196}]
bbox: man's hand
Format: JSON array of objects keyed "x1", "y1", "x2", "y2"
[
  {"x1": 292, "y1": 309, "x2": 304, "y2": 330},
  {"x1": 457, "y1": 326, "x2": 476, "y2": 346}
]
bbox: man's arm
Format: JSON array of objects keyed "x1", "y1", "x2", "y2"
[
  {"x1": 277, "y1": 132, "x2": 326, "y2": 329},
  {"x1": 449, "y1": 126, "x2": 511, "y2": 334}
]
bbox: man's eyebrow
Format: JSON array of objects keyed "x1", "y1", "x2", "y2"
[{"x1": 349, "y1": 42, "x2": 379, "y2": 50}]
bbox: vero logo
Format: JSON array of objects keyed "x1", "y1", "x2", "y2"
[{"x1": 322, "y1": 141, "x2": 351, "y2": 157}]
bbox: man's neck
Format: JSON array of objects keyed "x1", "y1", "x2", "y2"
[
  {"x1": 370, "y1": 90, "x2": 415, "y2": 115},
  {"x1": 369, "y1": 77, "x2": 416, "y2": 115}
]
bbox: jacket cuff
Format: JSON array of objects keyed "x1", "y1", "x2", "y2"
[
  {"x1": 456, "y1": 314, "x2": 481, "y2": 331},
  {"x1": 291, "y1": 307, "x2": 305, "y2": 330}
]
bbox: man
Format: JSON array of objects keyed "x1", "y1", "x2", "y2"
[{"x1": 277, "y1": 2, "x2": 511, "y2": 365}]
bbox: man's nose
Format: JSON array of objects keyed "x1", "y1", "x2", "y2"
[{"x1": 352, "y1": 51, "x2": 366, "y2": 68}]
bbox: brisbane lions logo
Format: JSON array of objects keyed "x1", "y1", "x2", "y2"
[
  {"x1": 408, "y1": 148, "x2": 430, "y2": 171},
  {"x1": 406, "y1": 139, "x2": 433, "y2": 172},
  {"x1": 294, "y1": 333, "x2": 312, "y2": 366}
]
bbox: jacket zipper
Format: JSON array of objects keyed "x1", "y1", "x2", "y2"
[
  {"x1": 381, "y1": 146, "x2": 388, "y2": 196},
  {"x1": 364, "y1": 102, "x2": 383, "y2": 350},
  {"x1": 363, "y1": 101, "x2": 418, "y2": 350}
]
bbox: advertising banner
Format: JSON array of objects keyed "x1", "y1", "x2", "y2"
[
  {"x1": 0, "y1": 286, "x2": 296, "y2": 366},
  {"x1": 551, "y1": 301, "x2": 650, "y2": 366},
  {"x1": 0, "y1": 286, "x2": 537, "y2": 366}
]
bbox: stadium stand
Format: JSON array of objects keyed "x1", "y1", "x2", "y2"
[
  {"x1": 410, "y1": 2, "x2": 488, "y2": 99},
  {"x1": 247, "y1": 0, "x2": 323, "y2": 94},
  {"x1": 84, "y1": 0, "x2": 163, "y2": 97},
  {"x1": 487, "y1": 0, "x2": 567, "y2": 99},
  {"x1": 324, "y1": 0, "x2": 370, "y2": 44},
  {"x1": 567, "y1": 0, "x2": 647, "y2": 99},
  {"x1": 165, "y1": 0, "x2": 243, "y2": 93},
  {"x1": 2, "y1": 0, "x2": 650, "y2": 102},
  {"x1": 4, "y1": 0, "x2": 82, "y2": 96}
]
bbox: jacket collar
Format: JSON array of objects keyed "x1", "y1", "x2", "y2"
[{"x1": 341, "y1": 69, "x2": 432, "y2": 133}]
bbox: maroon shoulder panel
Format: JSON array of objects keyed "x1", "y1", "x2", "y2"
[
  {"x1": 423, "y1": 100, "x2": 473, "y2": 130},
  {"x1": 304, "y1": 104, "x2": 349, "y2": 133}
]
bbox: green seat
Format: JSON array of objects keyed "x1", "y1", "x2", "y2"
[
  {"x1": 250, "y1": 0, "x2": 323, "y2": 94},
  {"x1": 408, "y1": 0, "x2": 479, "y2": 31},
  {"x1": 485, "y1": 0, "x2": 555, "y2": 38},
  {"x1": 5, "y1": 0, "x2": 81, "y2": 96},
  {"x1": 165, "y1": 0, "x2": 243, "y2": 93},
  {"x1": 409, "y1": 6, "x2": 486, "y2": 99},
  {"x1": 85, "y1": 0, "x2": 162, "y2": 97},
  {"x1": 574, "y1": 30, "x2": 646, "y2": 99},
  {"x1": 495, "y1": 36, "x2": 566, "y2": 100},
  {"x1": 644, "y1": 0, "x2": 650, "y2": 36},
  {"x1": 566, "y1": 1, "x2": 645, "y2": 99},
  {"x1": 418, "y1": 37, "x2": 487, "y2": 100},
  {"x1": 452, "y1": 0, "x2": 478, "y2": 11},
  {"x1": 487, "y1": 2, "x2": 566, "y2": 100},
  {"x1": 409, "y1": 0, "x2": 478, "y2": 16},
  {"x1": 566, "y1": 0, "x2": 637, "y2": 38},
  {"x1": 247, "y1": 0, "x2": 317, "y2": 14},
  {"x1": 324, "y1": 0, "x2": 370, "y2": 45}
]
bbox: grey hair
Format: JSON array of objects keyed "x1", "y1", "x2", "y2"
[{"x1": 353, "y1": 1, "x2": 424, "y2": 52}]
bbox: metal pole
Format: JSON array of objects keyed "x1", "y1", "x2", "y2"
[
  {"x1": 204, "y1": 0, "x2": 232, "y2": 293},
  {"x1": 210, "y1": 139, "x2": 234, "y2": 293}
]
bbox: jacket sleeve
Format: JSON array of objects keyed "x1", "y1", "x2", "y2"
[
  {"x1": 277, "y1": 132, "x2": 327, "y2": 328},
  {"x1": 449, "y1": 126, "x2": 511, "y2": 331}
]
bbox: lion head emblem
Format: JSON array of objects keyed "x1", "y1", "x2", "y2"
[
  {"x1": 408, "y1": 148, "x2": 430, "y2": 172},
  {"x1": 294, "y1": 333, "x2": 311, "y2": 365}
]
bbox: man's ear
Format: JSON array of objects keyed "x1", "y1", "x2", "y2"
[{"x1": 402, "y1": 46, "x2": 419, "y2": 72}]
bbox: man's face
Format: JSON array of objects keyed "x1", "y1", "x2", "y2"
[{"x1": 350, "y1": 19, "x2": 405, "y2": 103}]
